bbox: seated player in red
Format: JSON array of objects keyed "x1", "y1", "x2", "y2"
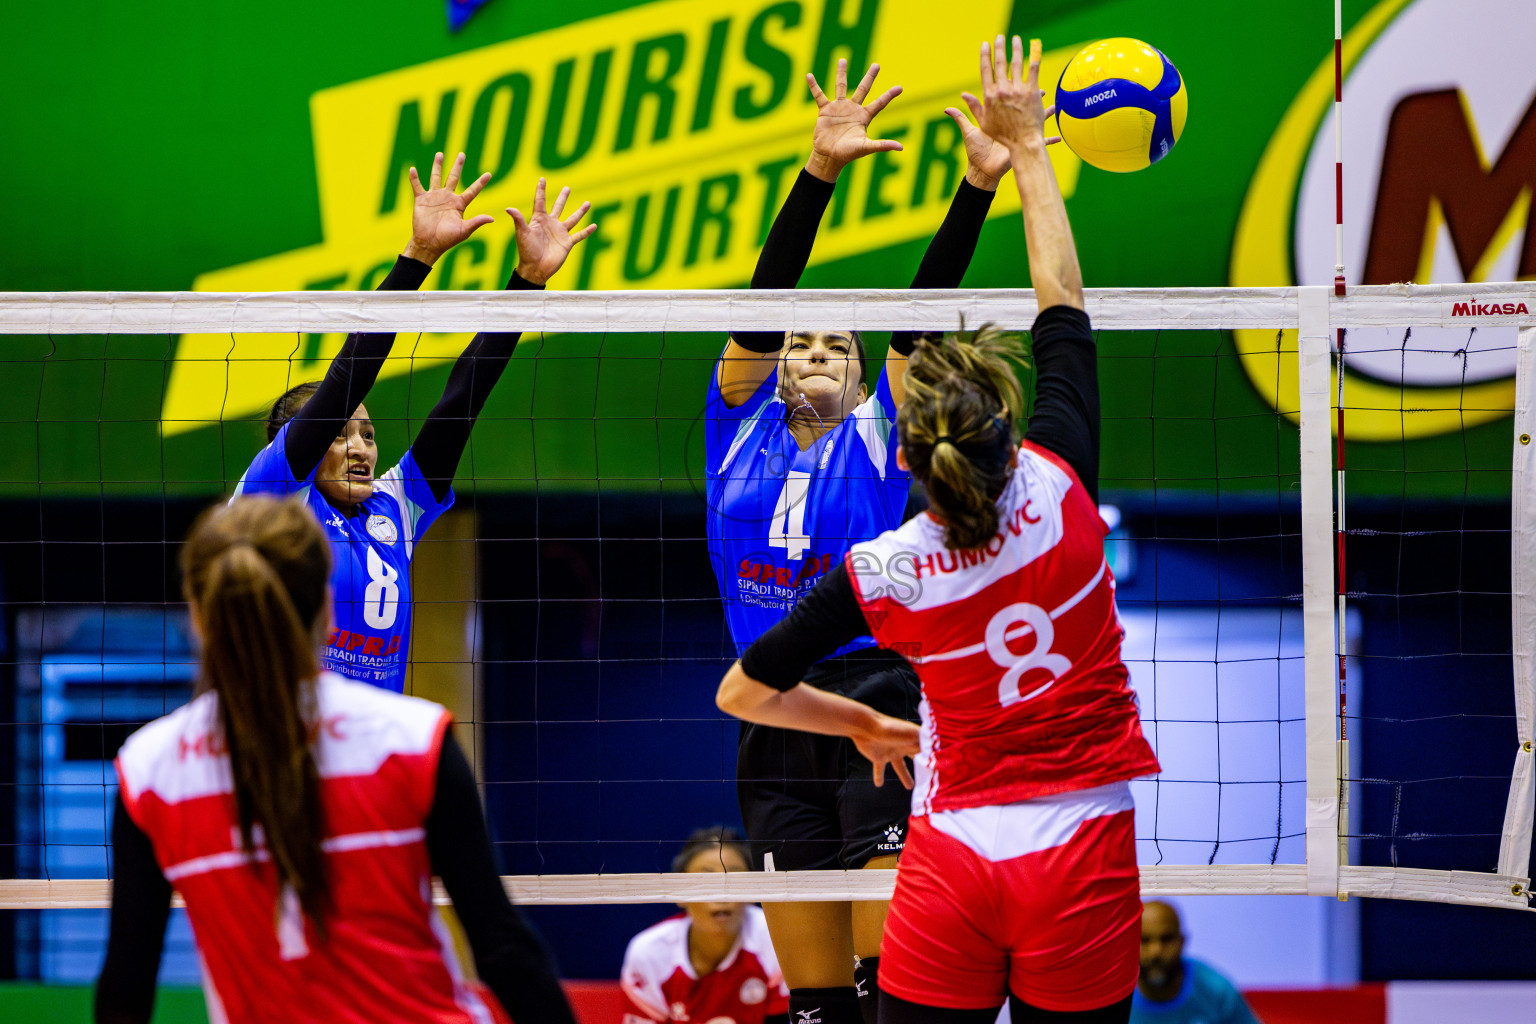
[
  {"x1": 94, "y1": 496, "x2": 578, "y2": 1024},
  {"x1": 716, "y1": 37, "x2": 1159, "y2": 1024},
  {"x1": 620, "y1": 828, "x2": 789, "y2": 1024}
]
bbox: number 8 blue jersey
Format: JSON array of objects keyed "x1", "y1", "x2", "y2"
[
  {"x1": 706, "y1": 359, "x2": 911, "y2": 658},
  {"x1": 233, "y1": 421, "x2": 454, "y2": 692}
]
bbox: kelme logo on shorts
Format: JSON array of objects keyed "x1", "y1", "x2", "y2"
[{"x1": 1230, "y1": 0, "x2": 1536, "y2": 441}]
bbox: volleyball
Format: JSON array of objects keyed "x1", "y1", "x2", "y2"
[{"x1": 1054, "y1": 37, "x2": 1187, "y2": 172}]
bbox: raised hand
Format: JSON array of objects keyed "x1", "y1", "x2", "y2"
[
  {"x1": 974, "y1": 36, "x2": 1061, "y2": 156},
  {"x1": 404, "y1": 152, "x2": 495, "y2": 266},
  {"x1": 509, "y1": 178, "x2": 596, "y2": 286},
  {"x1": 805, "y1": 58, "x2": 903, "y2": 182}
]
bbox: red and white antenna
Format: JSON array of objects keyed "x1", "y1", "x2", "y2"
[{"x1": 1332, "y1": 0, "x2": 1351, "y2": 882}]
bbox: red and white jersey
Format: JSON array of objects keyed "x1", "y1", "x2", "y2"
[
  {"x1": 847, "y1": 442, "x2": 1160, "y2": 815},
  {"x1": 620, "y1": 906, "x2": 788, "y2": 1024},
  {"x1": 115, "y1": 672, "x2": 506, "y2": 1024}
]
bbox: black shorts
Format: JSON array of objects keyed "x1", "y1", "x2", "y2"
[{"x1": 737, "y1": 647, "x2": 921, "y2": 871}]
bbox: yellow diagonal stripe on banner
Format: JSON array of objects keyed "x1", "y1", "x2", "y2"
[{"x1": 165, "y1": 0, "x2": 1081, "y2": 435}]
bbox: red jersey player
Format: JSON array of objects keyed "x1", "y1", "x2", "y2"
[
  {"x1": 716, "y1": 36, "x2": 1159, "y2": 1024},
  {"x1": 621, "y1": 829, "x2": 789, "y2": 1024},
  {"x1": 94, "y1": 496, "x2": 578, "y2": 1024}
]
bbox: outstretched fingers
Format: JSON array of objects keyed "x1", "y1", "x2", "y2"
[
  {"x1": 507, "y1": 207, "x2": 528, "y2": 232},
  {"x1": 463, "y1": 214, "x2": 495, "y2": 234},
  {"x1": 409, "y1": 165, "x2": 426, "y2": 197},
  {"x1": 863, "y1": 83, "x2": 902, "y2": 119},
  {"x1": 427, "y1": 151, "x2": 445, "y2": 191},
  {"x1": 569, "y1": 223, "x2": 598, "y2": 245},
  {"x1": 979, "y1": 39, "x2": 994, "y2": 91},
  {"x1": 561, "y1": 200, "x2": 592, "y2": 231},
  {"x1": 460, "y1": 171, "x2": 491, "y2": 205},
  {"x1": 806, "y1": 72, "x2": 829, "y2": 107},
  {"x1": 532, "y1": 176, "x2": 548, "y2": 214},
  {"x1": 445, "y1": 151, "x2": 466, "y2": 192},
  {"x1": 850, "y1": 62, "x2": 879, "y2": 104},
  {"x1": 834, "y1": 57, "x2": 848, "y2": 99},
  {"x1": 994, "y1": 34, "x2": 1008, "y2": 84},
  {"x1": 550, "y1": 184, "x2": 570, "y2": 218},
  {"x1": 1023, "y1": 36, "x2": 1038, "y2": 88},
  {"x1": 960, "y1": 91, "x2": 985, "y2": 123}
]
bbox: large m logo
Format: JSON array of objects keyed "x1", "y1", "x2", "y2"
[{"x1": 1363, "y1": 89, "x2": 1536, "y2": 284}]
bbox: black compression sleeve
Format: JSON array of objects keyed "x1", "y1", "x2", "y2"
[
  {"x1": 282, "y1": 255, "x2": 433, "y2": 480},
  {"x1": 739, "y1": 563, "x2": 870, "y2": 690},
  {"x1": 95, "y1": 794, "x2": 172, "y2": 1024},
  {"x1": 890, "y1": 179, "x2": 996, "y2": 356},
  {"x1": 411, "y1": 271, "x2": 540, "y2": 502},
  {"x1": 427, "y1": 732, "x2": 578, "y2": 1024},
  {"x1": 1024, "y1": 305, "x2": 1100, "y2": 502},
  {"x1": 733, "y1": 170, "x2": 837, "y2": 353}
]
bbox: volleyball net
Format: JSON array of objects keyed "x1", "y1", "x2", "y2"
[{"x1": 0, "y1": 282, "x2": 1531, "y2": 936}]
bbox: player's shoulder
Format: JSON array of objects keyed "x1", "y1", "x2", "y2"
[
  {"x1": 312, "y1": 673, "x2": 450, "y2": 766},
  {"x1": 849, "y1": 508, "x2": 939, "y2": 568},
  {"x1": 623, "y1": 913, "x2": 690, "y2": 973},
  {"x1": 116, "y1": 691, "x2": 225, "y2": 802}
]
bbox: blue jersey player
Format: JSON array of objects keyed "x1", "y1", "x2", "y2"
[
  {"x1": 237, "y1": 155, "x2": 595, "y2": 692},
  {"x1": 704, "y1": 57, "x2": 1023, "y2": 1024}
]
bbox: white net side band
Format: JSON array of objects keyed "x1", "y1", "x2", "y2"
[{"x1": 0, "y1": 282, "x2": 1533, "y2": 334}]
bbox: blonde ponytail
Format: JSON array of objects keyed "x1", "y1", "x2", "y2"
[{"x1": 897, "y1": 325, "x2": 1026, "y2": 550}]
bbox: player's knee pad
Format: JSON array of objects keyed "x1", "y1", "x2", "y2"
[
  {"x1": 790, "y1": 986, "x2": 861, "y2": 1024},
  {"x1": 853, "y1": 956, "x2": 881, "y2": 1024}
]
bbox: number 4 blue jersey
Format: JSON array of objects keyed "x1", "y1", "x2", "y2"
[
  {"x1": 706, "y1": 359, "x2": 910, "y2": 658},
  {"x1": 233, "y1": 421, "x2": 454, "y2": 692}
]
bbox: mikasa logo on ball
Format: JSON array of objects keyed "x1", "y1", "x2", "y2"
[{"x1": 366, "y1": 514, "x2": 398, "y2": 545}]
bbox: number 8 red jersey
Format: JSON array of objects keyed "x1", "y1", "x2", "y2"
[{"x1": 846, "y1": 442, "x2": 1159, "y2": 815}]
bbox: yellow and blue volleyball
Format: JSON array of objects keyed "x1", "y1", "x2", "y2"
[{"x1": 1055, "y1": 38, "x2": 1187, "y2": 173}]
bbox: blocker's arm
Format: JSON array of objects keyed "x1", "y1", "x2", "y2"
[
  {"x1": 285, "y1": 152, "x2": 494, "y2": 481},
  {"x1": 412, "y1": 179, "x2": 594, "y2": 503},
  {"x1": 718, "y1": 59, "x2": 903, "y2": 407}
]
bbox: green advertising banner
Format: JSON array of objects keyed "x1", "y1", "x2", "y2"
[{"x1": 2, "y1": 0, "x2": 1530, "y2": 497}]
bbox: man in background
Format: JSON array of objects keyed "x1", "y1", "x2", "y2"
[{"x1": 1131, "y1": 901, "x2": 1262, "y2": 1024}]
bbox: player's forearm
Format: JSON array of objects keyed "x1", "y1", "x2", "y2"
[
  {"x1": 412, "y1": 272, "x2": 540, "y2": 499},
  {"x1": 890, "y1": 179, "x2": 996, "y2": 360},
  {"x1": 732, "y1": 170, "x2": 837, "y2": 353},
  {"x1": 718, "y1": 664, "x2": 881, "y2": 739},
  {"x1": 283, "y1": 256, "x2": 432, "y2": 477},
  {"x1": 1009, "y1": 138, "x2": 1084, "y2": 311}
]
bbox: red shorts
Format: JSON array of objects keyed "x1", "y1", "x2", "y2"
[{"x1": 878, "y1": 804, "x2": 1140, "y2": 1012}]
